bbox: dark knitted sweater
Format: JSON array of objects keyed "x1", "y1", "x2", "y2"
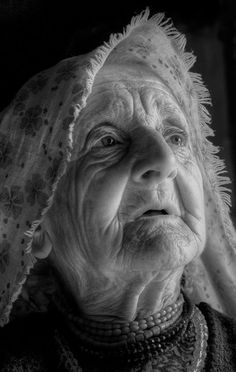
[{"x1": 0, "y1": 302, "x2": 235, "y2": 372}]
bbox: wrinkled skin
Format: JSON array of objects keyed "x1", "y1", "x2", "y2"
[{"x1": 45, "y1": 77, "x2": 206, "y2": 321}]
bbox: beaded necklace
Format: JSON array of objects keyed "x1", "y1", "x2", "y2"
[
  {"x1": 53, "y1": 294, "x2": 208, "y2": 372},
  {"x1": 64, "y1": 294, "x2": 184, "y2": 344}
]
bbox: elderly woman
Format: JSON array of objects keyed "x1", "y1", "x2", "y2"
[{"x1": 0, "y1": 9, "x2": 236, "y2": 372}]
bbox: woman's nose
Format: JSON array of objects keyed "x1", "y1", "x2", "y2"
[{"x1": 132, "y1": 131, "x2": 177, "y2": 187}]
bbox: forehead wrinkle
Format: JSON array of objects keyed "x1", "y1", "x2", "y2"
[
  {"x1": 79, "y1": 82, "x2": 188, "y2": 137},
  {"x1": 161, "y1": 103, "x2": 189, "y2": 131},
  {"x1": 106, "y1": 90, "x2": 133, "y2": 126},
  {"x1": 154, "y1": 91, "x2": 188, "y2": 131},
  {"x1": 133, "y1": 87, "x2": 170, "y2": 131},
  {"x1": 79, "y1": 87, "x2": 133, "y2": 133},
  {"x1": 140, "y1": 87, "x2": 188, "y2": 131},
  {"x1": 131, "y1": 88, "x2": 150, "y2": 128}
]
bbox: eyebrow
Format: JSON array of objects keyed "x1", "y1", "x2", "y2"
[
  {"x1": 162, "y1": 116, "x2": 188, "y2": 132},
  {"x1": 80, "y1": 103, "x2": 125, "y2": 128},
  {"x1": 158, "y1": 99, "x2": 188, "y2": 131},
  {"x1": 90, "y1": 121, "x2": 124, "y2": 132},
  {"x1": 145, "y1": 91, "x2": 188, "y2": 130}
]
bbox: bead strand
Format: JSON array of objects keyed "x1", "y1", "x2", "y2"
[
  {"x1": 65, "y1": 299, "x2": 192, "y2": 361},
  {"x1": 54, "y1": 297, "x2": 208, "y2": 370},
  {"x1": 66, "y1": 293, "x2": 184, "y2": 340},
  {"x1": 66, "y1": 297, "x2": 186, "y2": 346}
]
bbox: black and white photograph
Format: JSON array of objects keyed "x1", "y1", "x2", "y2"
[{"x1": 0, "y1": 1, "x2": 235, "y2": 371}]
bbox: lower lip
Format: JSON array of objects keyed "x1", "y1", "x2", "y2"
[
  {"x1": 125, "y1": 215, "x2": 181, "y2": 229},
  {"x1": 128, "y1": 214, "x2": 178, "y2": 227},
  {"x1": 136, "y1": 214, "x2": 172, "y2": 221}
]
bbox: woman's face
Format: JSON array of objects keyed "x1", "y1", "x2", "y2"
[{"x1": 71, "y1": 78, "x2": 206, "y2": 276}]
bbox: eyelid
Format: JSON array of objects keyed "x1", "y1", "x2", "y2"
[
  {"x1": 163, "y1": 127, "x2": 189, "y2": 147},
  {"x1": 162, "y1": 117, "x2": 188, "y2": 132},
  {"x1": 85, "y1": 123, "x2": 127, "y2": 148},
  {"x1": 163, "y1": 127, "x2": 188, "y2": 137}
]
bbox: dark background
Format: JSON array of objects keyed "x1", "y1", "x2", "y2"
[{"x1": 0, "y1": 0, "x2": 236, "y2": 217}]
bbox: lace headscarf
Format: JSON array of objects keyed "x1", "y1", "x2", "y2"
[{"x1": 0, "y1": 9, "x2": 236, "y2": 326}]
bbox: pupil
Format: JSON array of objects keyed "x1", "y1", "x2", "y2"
[
  {"x1": 102, "y1": 136, "x2": 115, "y2": 146},
  {"x1": 172, "y1": 136, "x2": 181, "y2": 145}
]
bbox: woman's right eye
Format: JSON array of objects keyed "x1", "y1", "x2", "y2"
[{"x1": 101, "y1": 136, "x2": 119, "y2": 147}]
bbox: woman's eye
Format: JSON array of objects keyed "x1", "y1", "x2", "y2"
[
  {"x1": 168, "y1": 134, "x2": 186, "y2": 147},
  {"x1": 101, "y1": 136, "x2": 119, "y2": 147}
]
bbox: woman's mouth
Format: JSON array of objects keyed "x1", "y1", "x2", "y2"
[{"x1": 142, "y1": 209, "x2": 168, "y2": 217}]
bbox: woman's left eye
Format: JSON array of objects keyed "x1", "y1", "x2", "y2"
[
  {"x1": 101, "y1": 136, "x2": 119, "y2": 147},
  {"x1": 168, "y1": 134, "x2": 187, "y2": 147}
]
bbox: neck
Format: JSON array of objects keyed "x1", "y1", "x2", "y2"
[
  {"x1": 62, "y1": 267, "x2": 184, "y2": 322},
  {"x1": 61, "y1": 293, "x2": 184, "y2": 347}
]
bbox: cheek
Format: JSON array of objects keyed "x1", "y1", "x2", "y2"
[
  {"x1": 183, "y1": 158, "x2": 205, "y2": 213},
  {"x1": 177, "y1": 148, "x2": 203, "y2": 191},
  {"x1": 81, "y1": 154, "x2": 133, "y2": 225},
  {"x1": 177, "y1": 149, "x2": 204, "y2": 204},
  {"x1": 176, "y1": 155, "x2": 206, "y2": 250},
  {"x1": 75, "y1": 156, "x2": 133, "y2": 263}
]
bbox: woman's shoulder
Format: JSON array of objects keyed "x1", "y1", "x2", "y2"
[
  {"x1": 198, "y1": 302, "x2": 236, "y2": 372},
  {"x1": 0, "y1": 312, "x2": 56, "y2": 371}
]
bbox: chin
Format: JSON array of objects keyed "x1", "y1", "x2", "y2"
[{"x1": 121, "y1": 217, "x2": 202, "y2": 271}]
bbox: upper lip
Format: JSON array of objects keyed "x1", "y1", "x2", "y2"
[{"x1": 134, "y1": 202, "x2": 180, "y2": 220}]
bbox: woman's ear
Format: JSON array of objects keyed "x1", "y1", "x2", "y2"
[{"x1": 31, "y1": 225, "x2": 53, "y2": 259}]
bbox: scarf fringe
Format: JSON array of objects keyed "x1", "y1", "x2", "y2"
[
  {"x1": 184, "y1": 52, "x2": 197, "y2": 70},
  {"x1": 190, "y1": 73, "x2": 212, "y2": 106},
  {"x1": 150, "y1": 13, "x2": 187, "y2": 52}
]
